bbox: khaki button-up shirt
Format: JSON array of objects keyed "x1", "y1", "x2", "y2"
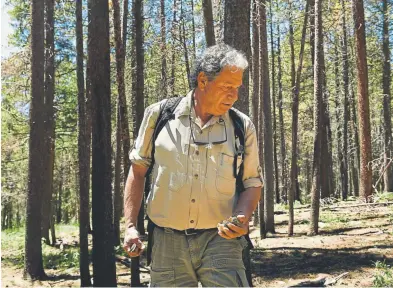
[{"x1": 130, "y1": 90, "x2": 263, "y2": 230}]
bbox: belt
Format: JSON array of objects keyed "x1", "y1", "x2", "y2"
[{"x1": 157, "y1": 226, "x2": 217, "y2": 236}]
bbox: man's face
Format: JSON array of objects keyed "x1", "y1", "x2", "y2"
[{"x1": 199, "y1": 66, "x2": 244, "y2": 116}]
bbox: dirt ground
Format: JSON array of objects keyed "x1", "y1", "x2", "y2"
[{"x1": 2, "y1": 203, "x2": 392, "y2": 287}]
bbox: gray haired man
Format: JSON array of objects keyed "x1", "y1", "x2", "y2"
[{"x1": 123, "y1": 44, "x2": 263, "y2": 287}]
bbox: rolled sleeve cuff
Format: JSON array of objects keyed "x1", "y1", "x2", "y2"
[
  {"x1": 243, "y1": 177, "x2": 263, "y2": 189},
  {"x1": 129, "y1": 150, "x2": 152, "y2": 168}
]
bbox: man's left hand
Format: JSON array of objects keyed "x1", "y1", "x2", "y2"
[{"x1": 217, "y1": 215, "x2": 249, "y2": 239}]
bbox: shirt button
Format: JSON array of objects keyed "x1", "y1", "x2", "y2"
[
  {"x1": 191, "y1": 199, "x2": 196, "y2": 203},
  {"x1": 190, "y1": 220, "x2": 194, "y2": 223},
  {"x1": 194, "y1": 174, "x2": 198, "y2": 179},
  {"x1": 195, "y1": 151, "x2": 199, "y2": 156}
]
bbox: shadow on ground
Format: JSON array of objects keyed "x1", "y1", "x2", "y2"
[{"x1": 251, "y1": 245, "x2": 393, "y2": 279}]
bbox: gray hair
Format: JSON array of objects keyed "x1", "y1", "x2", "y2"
[{"x1": 190, "y1": 44, "x2": 248, "y2": 88}]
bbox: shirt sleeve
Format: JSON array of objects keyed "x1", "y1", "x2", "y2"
[
  {"x1": 242, "y1": 119, "x2": 264, "y2": 189},
  {"x1": 129, "y1": 101, "x2": 162, "y2": 167}
]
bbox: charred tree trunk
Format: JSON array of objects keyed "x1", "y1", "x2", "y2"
[
  {"x1": 202, "y1": 0, "x2": 216, "y2": 46},
  {"x1": 76, "y1": 0, "x2": 91, "y2": 285},
  {"x1": 89, "y1": 0, "x2": 117, "y2": 284},
  {"x1": 352, "y1": 0, "x2": 373, "y2": 201},
  {"x1": 24, "y1": 0, "x2": 46, "y2": 280}
]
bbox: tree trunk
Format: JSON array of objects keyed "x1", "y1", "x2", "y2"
[
  {"x1": 382, "y1": 0, "x2": 393, "y2": 192},
  {"x1": 76, "y1": 1, "x2": 91, "y2": 284},
  {"x1": 259, "y1": 0, "x2": 274, "y2": 234},
  {"x1": 180, "y1": 0, "x2": 191, "y2": 90},
  {"x1": 131, "y1": 0, "x2": 145, "y2": 285},
  {"x1": 309, "y1": 0, "x2": 323, "y2": 236},
  {"x1": 114, "y1": 102, "x2": 122, "y2": 247},
  {"x1": 277, "y1": 21, "x2": 286, "y2": 203},
  {"x1": 202, "y1": 0, "x2": 216, "y2": 46},
  {"x1": 352, "y1": 0, "x2": 373, "y2": 201},
  {"x1": 169, "y1": 0, "x2": 177, "y2": 96},
  {"x1": 113, "y1": 0, "x2": 131, "y2": 244},
  {"x1": 41, "y1": 0, "x2": 55, "y2": 245},
  {"x1": 190, "y1": 0, "x2": 196, "y2": 58},
  {"x1": 160, "y1": 0, "x2": 167, "y2": 98},
  {"x1": 270, "y1": 2, "x2": 279, "y2": 204},
  {"x1": 334, "y1": 41, "x2": 345, "y2": 200},
  {"x1": 89, "y1": 0, "x2": 117, "y2": 285},
  {"x1": 224, "y1": 0, "x2": 250, "y2": 115},
  {"x1": 251, "y1": 0, "x2": 260, "y2": 230},
  {"x1": 212, "y1": 0, "x2": 223, "y2": 43},
  {"x1": 340, "y1": 0, "x2": 350, "y2": 199},
  {"x1": 24, "y1": 0, "x2": 46, "y2": 280},
  {"x1": 57, "y1": 166, "x2": 63, "y2": 224}
]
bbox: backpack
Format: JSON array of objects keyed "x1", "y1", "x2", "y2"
[{"x1": 144, "y1": 96, "x2": 252, "y2": 265}]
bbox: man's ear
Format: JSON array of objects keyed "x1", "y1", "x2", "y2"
[{"x1": 197, "y1": 72, "x2": 208, "y2": 90}]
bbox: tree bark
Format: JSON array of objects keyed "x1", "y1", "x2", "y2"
[
  {"x1": 259, "y1": 0, "x2": 274, "y2": 234},
  {"x1": 270, "y1": 2, "x2": 279, "y2": 204},
  {"x1": 340, "y1": 0, "x2": 350, "y2": 199},
  {"x1": 309, "y1": 0, "x2": 323, "y2": 236},
  {"x1": 41, "y1": 0, "x2": 55, "y2": 245},
  {"x1": 352, "y1": 0, "x2": 373, "y2": 201},
  {"x1": 169, "y1": 0, "x2": 177, "y2": 96},
  {"x1": 89, "y1": 0, "x2": 117, "y2": 285},
  {"x1": 382, "y1": 0, "x2": 393, "y2": 192},
  {"x1": 131, "y1": 0, "x2": 145, "y2": 285},
  {"x1": 224, "y1": 0, "x2": 250, "y2": 115},
  {"x1": 202, "y1": 0, "x2": 216, "y2": 46},
  {"x1": 190, "y1": 0, "x2": 196, "y2": 57},
  {"x1": 24, "y1": 0, "x2": 46, "y2": 280},
  {"x1": 277, "y1": 20, "x2": 287, "y2": 204},
  {"x1": 76, "y1": 0, "x2": 91, "y2": 285},
  {"x1": 180, "y1": 0, "x2": 191, "y2": 90},
  {"x1": 334, "y1": 41, "x2": 345, "y2": 200},
  {"x1": 160, "y1": 0, "x2": 167, "y2": 98}
]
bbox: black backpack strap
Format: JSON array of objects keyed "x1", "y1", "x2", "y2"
[
  {"x1": 145, "y1": 96, "x2": 182, "y2": 266},
  {"x1": 228, "y1": 109, "x2": 245, "y2": 194}
]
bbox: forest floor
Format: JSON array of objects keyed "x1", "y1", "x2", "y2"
[{"x1": 2, "y1": 199, "x2": 393, "y2": 287}]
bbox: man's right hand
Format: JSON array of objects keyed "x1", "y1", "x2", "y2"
[{"x1": 123, "y1": 226, "x2": 145, "y2": 257}]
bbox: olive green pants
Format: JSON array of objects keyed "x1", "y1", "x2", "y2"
[{"x1": 150, "y1": 226, "x2": 249, "y2": 287}]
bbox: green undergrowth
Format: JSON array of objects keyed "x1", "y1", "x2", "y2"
[
  {"x1": 2, "y1": 224, "x2": 84, "y2": 272},
  {"x1": 373, "y1": 260, "x2": 393, "y2": 287}
]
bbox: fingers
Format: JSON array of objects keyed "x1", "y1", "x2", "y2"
[
  {"x1": 123, "y1": 239, "x2": 145, "y2": 257},
  {"x1": 217, "y1": 222, "x2": 246, "y2": 239}
]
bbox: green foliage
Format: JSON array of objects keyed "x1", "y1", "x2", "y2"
[
  {"x1": 373, "y1": 261, "x2": 393, "y2": 287},
  {"x1": 320, "y1": 211, "x2": 350, "y2": 224}
]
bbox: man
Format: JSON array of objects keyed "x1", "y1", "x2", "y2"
[{"x1": 123, "y1": 44, "x2": 262, "y2": 287}]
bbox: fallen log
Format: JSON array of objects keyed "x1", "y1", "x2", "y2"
[{"x1": 287, "y1": 272, "x2": 349, "y2": 287}]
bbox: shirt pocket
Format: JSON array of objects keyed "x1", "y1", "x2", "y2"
[
  {"x1": 168, "y1": 171, "x2": 187, "y2": 193},
  {"x1": 215, "y1": 153, "x2": 241, "y2": 197}
]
